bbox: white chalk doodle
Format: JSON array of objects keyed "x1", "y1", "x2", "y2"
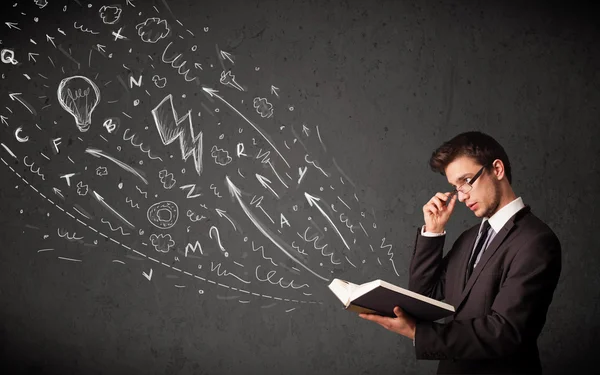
[
  {"x1": 304, "y1": 192, "x2": 350, "y2": 250},
  {"x1": 9, "y1": 93, "x2": 36, "y2": 115},
  {"x1": 147, "y1": 200, "x2": 179, "y2": 229},
  {"x1": 100, "y1": 218, "x2": 131, "y2": 236},
  {"x1": 96, "y1": 166, "x2": 108, "y2": 176},
  {"x1": 34, "y1": 0, "x2": 48, "y2": 9},
  {"x1": 211, "y1": 262, "x2": 250, "y2": 284},
  {"x1": 14, "y1": 127, "x2": 29, "y2": 142},
  {"x1": 209, "y1": 184, "x2": 222, "y2": 198},
  {"x1": 150, "y1": 233, "x2": 175, "y2": 253},
  {"x1": 185, "y1": 241, "x2": 203, "y2": 256},
  {"x1": 5, "y1": 22, "x2": 21, "y2": 31},
  {"x1": 180, "y1": 184, "x2": 202, "y2": 198},
  {"x1": 76, "y1": 181, "x2": 88, "y2": 196},
  {"x1": 255, "y1": 265, "x2": 309, "y2": 289},
  {"x1": 125, "y1": 197, "x2": 139, "y2": 209},
  {"x1": 271, "y1": 85, "x2": 280, "y2": 97},
  {"x1": 226, "y1": 176, "x2": 330, "y2": 282},
  {"x1": 85, "y1": 148, "x2": 148, "y2": 184},
  {"x1": 1, "y1": 49, "x2": 18, "y2": 65},
  {"x1": 152, "y1": 75, "x2": 167, "y2": 88},
  {"x1": 209, "y1": 226, "x2": 228, "y2": 257},
  {"x1": 57, "y1": 76, "x2": 101, "y2": 132},
  {"x1": 253, "y1": 97, "x2": 273, "y2": 118},
  {"x1": 73, "y1": 22, "x2": 99, "y2": 35},
  {"x1": 161, "y1": 41, "x2": 198, "y2": 82},
  {"x1": 158, "y1": 169, "x2": 176, "y2": 189},
  {"x1": 57, "y1": 228, "x2": 84, "y2": 241},
  {"x1": 136, "y1": 185, "x2": 148, "y2": 198},
  {"x1": 152, "y1": 94, "x2": 203, "y2": 176},
  {"x1": 93, "y1": 191, "x2": 136, "y2": 228},
  {"x1": 99, "y1": 5, "x2": 122, "y2": 25},
  {"x1": 136, "y1": 17, "x2": 170, "y2": 43},
  {"x1": 142, "y1": 268, "x2": 153, "y2": 280},
  {"x1": 186, "y1": 210, "x2": 205, "y2": 222},
  {"x1": 23, "y1": 156, "x2": 45, "y2": 180},
  {"x1": 122, "y1": 128, "x2": 163, "y2": 161},
  {"x1": 210, "y1": 145, "x2": 232, "y2": 166},
  {"x1": 215, "y1": 208, "x2": 237, "y2": 231},
  {"x1": 219, "y1": 71, "x2": 244, "y2": 92}
]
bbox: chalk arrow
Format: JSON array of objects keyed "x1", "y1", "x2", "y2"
[
  {"x1": 226, "y1": 176, "x2": 330, "y2": 282},
  {"x1": 302, "y1": 124, "x2": 310, "y2": 137},
  {"x1": 53, "y1": 187, "x2": 65, "y2": 200},
  {"x1": 271, "y1": 85, "x2": 280, "y2": 98},
  {"x1": 1, "y1": 115, "x2": 8, "y2": 126},
  {"x1": 46, "y1": 34, "x2": 56, "y2": 48},
  {"x1": 5, "y1": 22, "x2": 21, "y2": 30},
  {"x1": 304, "y1": 192, "x2": 350, "y2": 250},
  {"x1": 96, "y1": 44, "x2": 106, "y2": 53},
  {"x1": 28, "y1": 52, "x2": 38, "y2": 62},
  {"x1": 220, "y1": 50, "x2": 234, "y2": 64},
  {"x1": 194, "y1": 62, "x2": 203, "y2": 70},
  {"x1": 142, "y1": 268, "x2": 153, "y2": 280},
  {"x1": 9, "y1": 92, "x2": 36, "y2": 115},
  {"x1": 215, "y1": 208, "x2": 238, "y2": 231},
  {"x1": 202, "y1": 86, "x2": 290, "y2": 168},
  {"x1": 255, "y1": 174, "x2": 280, "y2": 199},
  {"x1": 92, "y1": 191, "x2": 136, "y2": 229},
  {"x1": 126, "y1": 0, "x2": 136, "y2": 7}
]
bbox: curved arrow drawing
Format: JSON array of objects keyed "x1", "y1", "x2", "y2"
[
  {"x1": 304, "y1": 192, "x2": 350, "y2": 250},
  {"x1": 225, "y1": 176, "x2": 330, "y2": 282}
]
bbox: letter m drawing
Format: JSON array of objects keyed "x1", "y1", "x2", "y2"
[{"x1": 151, "y1": 94, "x2": 203, "y2": 175}]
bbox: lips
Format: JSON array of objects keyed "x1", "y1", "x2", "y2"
[{"x1": 468, "y1": 203, "x2": 477, "y2": 210}]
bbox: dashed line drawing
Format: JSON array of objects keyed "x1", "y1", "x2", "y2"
[
  {"x1": 122, "y1": 129, "x2": 163, "y2": 160},
  {"x1": 100, "y1": 218, "x2": 131, "y2": 235},
  {"x1": 2, "y1": 157, "x2": 322, "y2": 304},
  {"x1": 57, "y1": 76, "x2": 101, "y2": 133},
  {"x1": 23, "y1": 156, "x2": 45, "y2": 180}
]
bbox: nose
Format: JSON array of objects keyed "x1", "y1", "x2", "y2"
[{"x1": 458, "y1": 190, "x2": 468, "y2": 203}]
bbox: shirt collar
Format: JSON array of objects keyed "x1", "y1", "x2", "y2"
[{"x1": 481, "y1": 197, "x2": 525, "y2": 233}]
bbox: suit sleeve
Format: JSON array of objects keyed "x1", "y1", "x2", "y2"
[
  {"x1": 414, "y1": 232, "x2": 561, "y2": 360},
  {"x1": 408, "y1": 226, "x2": 461, "y2": 301}
]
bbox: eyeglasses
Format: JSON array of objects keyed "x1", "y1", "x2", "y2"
[{"x1": 445, "y1": 165, "x2": 487, "y2": 203}]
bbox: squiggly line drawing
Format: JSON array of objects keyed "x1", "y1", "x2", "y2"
[
  {"x1": 123, "y1": 128, "x2": 164, "y2": 161},
  {"x1": 57, "y1": 228, "x2": 84, "y2": 240},
  {"x1": 380, "y1": 237, "x2": 399, "y2": 276},
  {"x1": 125, "y1": 197, "x2": 139, "y2": 209},
  {"x1": 1, "y1": 157, "x2": 320, "y2": 305},
  {"x1": 73, "y1": 22, "x2": 99, "y2": 35},
  {"x1": 135, "y1": 185, "x2": 148, "y2": 198},
  {"x1": 252, "y1": 241, "x2": 277, "y2": 267},
  {"x1": 161, "y1": 41, "x2": 198, "y2": 82},
  {"x1": 298, "y1": 227, "x2": 340, "y2": 265},
  {"x1": 187, "y1": 210, "x2": 206, "y2": 222},
  {"x1": 211, "y1": 262, "x2": 250, "y2": 284},
  {"x1": 255, "y1": 265, "x2": 309, "y2": 289},
  {"x1": 291, "y1": 241, "x2": 307, "y2": 255},
  {"x1": 305, "y1": 155, "x2": 330, "y2": 177},
  {"x1": 209, "y1": 184, "x2": 222, "y2": 198},
  {"x1": 23, "y1": 156, "x2": 45, "y2": 180},
  {"x1": 100, "y1": 218, "x2": 131, "y2": 235}
]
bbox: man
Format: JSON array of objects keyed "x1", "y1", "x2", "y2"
[{"x1": 359, "y1": 131, "x2": 561, "y2": 374}]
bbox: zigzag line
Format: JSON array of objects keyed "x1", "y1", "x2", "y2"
[
  {"x1": 100, "y1": 218, "x2": 131, "y2": 235},
  {"x1": 125, "y1": 197, "x2": 140, "y2": 209}
]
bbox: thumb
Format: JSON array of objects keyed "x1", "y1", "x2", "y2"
[{"x1": 394, "y1": 306, "x2": 403, "y2": 317}]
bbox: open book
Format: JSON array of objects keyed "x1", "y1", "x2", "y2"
[{"x1": 328, "y1": 278, "x2": 455, "y2": 321}]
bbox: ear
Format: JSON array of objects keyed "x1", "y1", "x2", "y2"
[{"x1": 491, "y1": 159, "x2": 505, "y2": 181}]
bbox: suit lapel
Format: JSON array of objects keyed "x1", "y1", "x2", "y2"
[{"x1": 455, "y1": 205, "x2": 531, "y2": 311}]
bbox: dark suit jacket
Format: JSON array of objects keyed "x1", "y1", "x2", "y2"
[{"x1": 408, "y1": 205, "x2": 561, "y2": 374}]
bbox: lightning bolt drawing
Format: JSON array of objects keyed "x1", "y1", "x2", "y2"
[{"x1": 152, "y1": 94, "x2": 203, "y2": 175}]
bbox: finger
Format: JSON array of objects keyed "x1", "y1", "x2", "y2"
[{"x1": 394, "y1": 306, "x2": 403, "y2": 317}]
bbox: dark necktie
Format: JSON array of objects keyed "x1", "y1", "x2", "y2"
[{"x1": 466, "y1": 220, "x2": 491, "y2": 280}]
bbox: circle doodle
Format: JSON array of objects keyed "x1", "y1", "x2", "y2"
[{"x1": 147, "y1": 200, "x2": 179, "y2": 229}]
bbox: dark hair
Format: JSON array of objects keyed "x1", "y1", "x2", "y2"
[{"x1": 429, "y1": 131, "x2": 512, "y2": 184}]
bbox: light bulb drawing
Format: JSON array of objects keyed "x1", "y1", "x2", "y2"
[{"x1": 57, "y1": 75, "x2": 101, "y2": 132}]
